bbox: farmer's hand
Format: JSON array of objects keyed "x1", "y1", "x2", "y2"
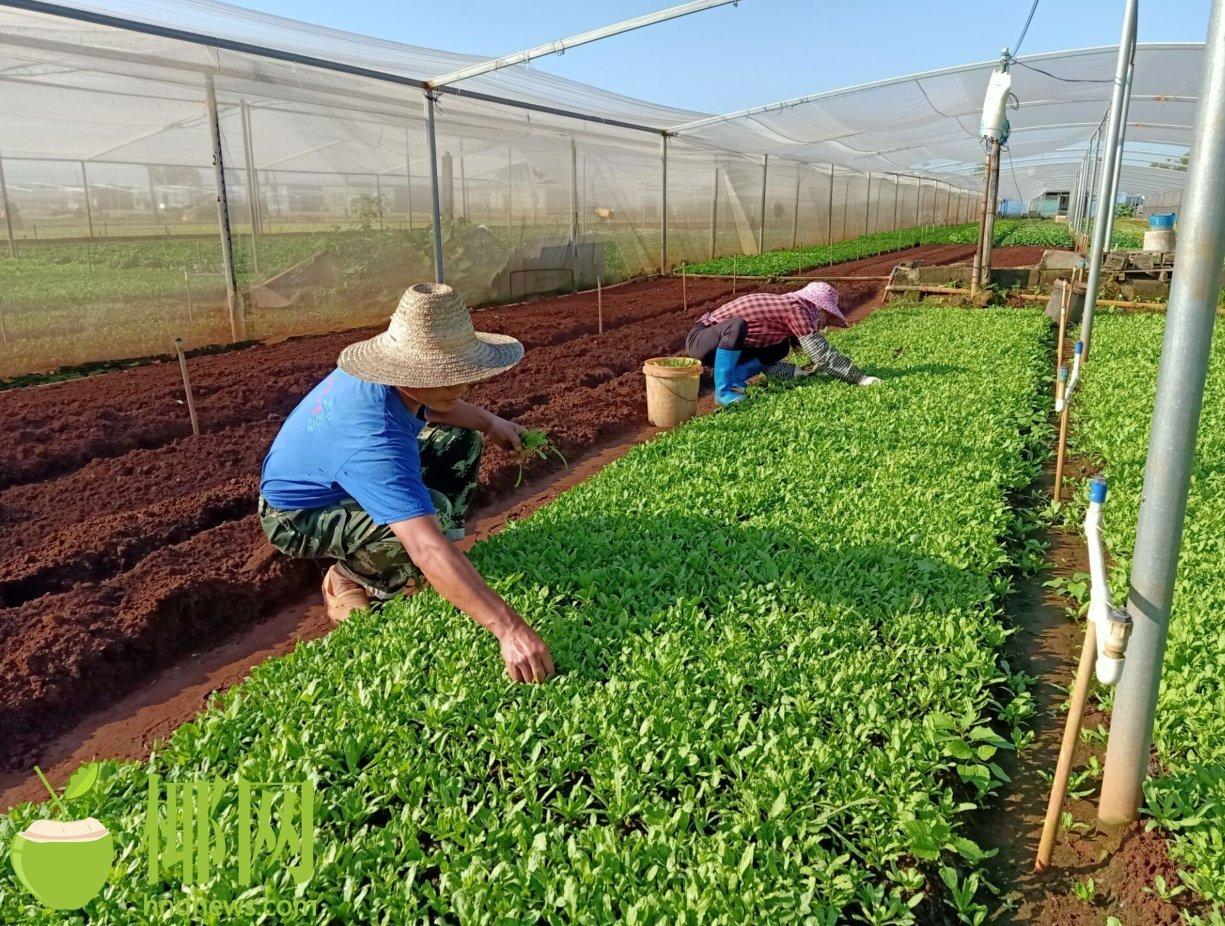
[
  {"x1": 498, "y1": 620, "x2": 555, "y2": 683},
  {"x1": 485, "y1": 415, "x2": 527, "y2": 453},
  {"x1": 858, "y1": 375, "x2": 882, "y2": 386}
]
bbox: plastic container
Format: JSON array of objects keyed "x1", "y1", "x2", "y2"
[
  {"x1": 1045, "y1": 278, "x2": 1087, "y2": 325},
  {"x1": 642, "y1": 357, "x2": 701, "y2": 428},
  {"x1": 1148, "y1": 213, "x2": 1176, "y2": 230}
]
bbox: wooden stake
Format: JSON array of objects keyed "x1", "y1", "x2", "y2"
[
  {"x1": 682, "y1": 267, "x2": 687, "y2": 311},
  {"x1": 596, "y1": 276, "x2": 603, "y2": 335},
  {"x1": 732, "y1": 256, "x2": 737, "y2": 295},
  {"x1": 1054, "y1": 403, "x2": 1072, "y2": 503},
  {"x1": 174, "y1": 338, "x2": 201, "y2": 437},
  {"x1": 1035, "y1": 622, "x2": 1098, "y2": 871}
]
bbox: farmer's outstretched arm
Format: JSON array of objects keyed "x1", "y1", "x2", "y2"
[
  {"x1": 391, "y1": 515, "x2": 554, "y2": 682},
  {"x1": 797, "y1": 332, "x2": 870, "y2": 385},
  {"x1": 424, "y1": 400, "x2": 525, "y2": 451}
]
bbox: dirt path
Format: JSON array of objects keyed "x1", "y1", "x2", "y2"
[{"x1": 969, "y1": 415, "x2": 1200, "y2": 919}]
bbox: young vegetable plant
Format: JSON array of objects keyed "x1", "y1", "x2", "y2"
[{"x1": 514, "y1": 428, "x2": 567, "y2": 487}]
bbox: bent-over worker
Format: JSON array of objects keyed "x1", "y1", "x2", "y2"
[
  {"x1": 259, "y1": 283, "x2": 555, "y2": 683},
  {"x1": 685, "y1": 281, "x2": 881, "y2": 405}
]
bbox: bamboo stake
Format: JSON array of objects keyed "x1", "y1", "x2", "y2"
[
  {"x1": 1035, "y1": 622, "x2": 1098, "y2": 871},
  {"x1": 1054, "y1": 402, "x2": 1072, "y2": 503},
  {"x1": 682, "y1": 267, "x2": 687, "y2": 311},
  {"x1": 732, "y1": 256, "x2": 737, "y2": 295},
  {"x1": 596, "y1": 276, "x2": 603, "y2": 335},
  {"x1": 174, "y1": 338, "x2": 201, "y2": 437}
]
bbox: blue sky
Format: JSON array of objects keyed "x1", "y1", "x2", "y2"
[{"x1": 231, "y1": 0, "x2": 1212, "y2": 115}]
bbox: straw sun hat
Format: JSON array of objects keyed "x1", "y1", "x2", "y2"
[{"x1": 338, "y1": 283, "x2": 523, "y2": 388}]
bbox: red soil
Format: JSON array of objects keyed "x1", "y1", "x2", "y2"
[{"x1": 0, "y1": 242, "x2": 1046, "y2": 771}]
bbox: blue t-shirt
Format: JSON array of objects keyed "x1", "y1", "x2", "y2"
[{"x1": 260, "y1": 369, "x2": 435, "y2": 526}]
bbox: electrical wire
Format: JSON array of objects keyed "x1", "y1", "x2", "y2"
[
  {"x1": 1011, "y1": 0, "x2": 1041, "y2": 58},
  {"x1": 1014, "y1": 60, "x2": 1114, "y2": 85}
]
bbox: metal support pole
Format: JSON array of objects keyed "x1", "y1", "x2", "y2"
[
  {"x1": 863, "y1": 171, "x2": 872, "y2": 236},
  {"x1": 569, "y1": 137, "x2": 579, "y2": 257},
  {"x1": 892, "y1": 175, "x2": 900, "y2": 231},
  {"x1": 147, "y1": 165, "x2": 158, "y2": 226},
  {"x1": 660, "y1": 134, "x2": 669, "y2": 272},
  {"x1": 825, "y1": 164, "x2": 835, "y2": 244},
  {"x1": 1080, "y1": 0, "x2": 1138, "y2": 358},
  {"x1": 80, "y1": 160, "x2": 94, "y2": 239},
  {"x1": 459, "y1": 139, "x2": 469, "y2": 220},
  {"x1": 505, "y1": 146, "x2": 513, "y2": 234},
  {"x1": 239, "y1": 100, "x2": 260, "y2": 275},
  {"x1": 1103, "y1": 53, "x2": 1137, "y2": 253},
  {"x1": 406, "y1": 127, "x2": 415, "y2": 231},
  {"x1": 757, "y1": 153, "x2": 769, "y2": 253},
  {"x1": 423, "y1": 90, "x2": 445, "y2": 283},
  {"x1": 708, "y1": 166, "x2": 719, "y2": 260},
  {"x1": 840, "y1": 174, "x2": 849, "y2": 241},
  {"x1": 791, "y1": 165, "x2": 802, "y2": 249},
  {"x1": 981, "y1": 141, "x2": 1002, "y2": 287},
  {"x1": 0, "y1": 151, "x2": 14, "y2": 257},
  {"x1": 203, "y1": 73, "x2": 245, "y2": 343},
  {"x1": 1098, "y1": 0, "x2": 1225, "y2": 828}
]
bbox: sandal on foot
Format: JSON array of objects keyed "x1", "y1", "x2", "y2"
[{"x1": 322, "y1": 565, "x2": 370, "y2": 624}]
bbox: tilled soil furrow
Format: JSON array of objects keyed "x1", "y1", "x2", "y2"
[
  {"x1": 0, "y1": 516, "x2": 314, "y2": 770},
  {"x1": 0, "y1": 480, "x2": 256, "y2": 608}
]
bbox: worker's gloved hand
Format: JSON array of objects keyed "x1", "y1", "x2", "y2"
[{"x1": 857, "y1": 375, "x2": 882, "y2": 386}]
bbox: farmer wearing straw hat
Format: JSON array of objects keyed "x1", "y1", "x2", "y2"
[
  {"x1": 685, "y1": 281, "x2": 881, "y2": 405},
  {"x1": 258, "y1": 283, "x2": 555, "y2": 683}
]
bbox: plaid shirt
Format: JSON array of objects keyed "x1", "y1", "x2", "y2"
[{"x1": 697, "y1": 292, "x2": 822, "y2": 347}]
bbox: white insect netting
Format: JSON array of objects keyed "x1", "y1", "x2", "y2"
[{"x1": 0, "y1": 0, "x2": 1203, "y2": 375}]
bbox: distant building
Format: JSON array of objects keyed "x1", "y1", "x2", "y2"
[{"x1": 1028, "y1": 190, "x2": 1070, "y2": 218}]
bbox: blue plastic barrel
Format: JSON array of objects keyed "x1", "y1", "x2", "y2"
[{"x1": 1149, "y1": 213, "x2": 1176, "y2": 230}]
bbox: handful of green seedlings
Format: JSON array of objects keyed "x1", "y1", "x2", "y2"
[{"x1": 514, "y1": 428, "x2": 567, "y2": 487}]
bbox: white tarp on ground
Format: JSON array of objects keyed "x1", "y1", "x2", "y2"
[{"x1": 0, "y1": 0, "x2": 1202, "y2": 202}]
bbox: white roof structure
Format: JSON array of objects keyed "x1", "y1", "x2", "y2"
[{"x1": 0, "y1": 0, "x2": 1201, "y2": 201}]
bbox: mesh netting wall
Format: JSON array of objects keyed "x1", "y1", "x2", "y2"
[{"x1": 0, "y1": 6, "x2": 976, "y2": 379}]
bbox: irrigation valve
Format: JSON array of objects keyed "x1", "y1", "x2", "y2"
[
  {"x1": 979, "y1": 68, "x2": 1013, "y2": 141},
  {"x1": 1056, "y1": 340, "x2": 1084, "y2": 414},
  {"x1": 1085, "y1": 478, "x2": 1133, "y2": 685}
]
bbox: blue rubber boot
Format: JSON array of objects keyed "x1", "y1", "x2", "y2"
[
  {"x1": 713, "y1": 348, "x2": 746, "y2": 406},
  {"x1": 733, "y1": 356, "x2": 764, "y2": 389}
]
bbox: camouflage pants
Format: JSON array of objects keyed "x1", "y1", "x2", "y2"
[{"x1": 258, "y1": 425, "x2": 482, "y2": 597}]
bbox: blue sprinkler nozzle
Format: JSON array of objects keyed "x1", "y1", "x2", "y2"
[
  {"x1": 1074, "y1": 340, "x2": 1084, "y2": 355},
  {"x1": 1089, "y1": 478, "x2": 1108, "y2": 504}
]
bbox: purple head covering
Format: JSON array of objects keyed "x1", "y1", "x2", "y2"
[{"x1": 795, "y1": 281, "x2": 850, "y2": 329}]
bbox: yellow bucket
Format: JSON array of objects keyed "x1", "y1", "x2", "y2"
[{"x1": 642, "y1": 357, "x2": 701, "y2": 428}]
